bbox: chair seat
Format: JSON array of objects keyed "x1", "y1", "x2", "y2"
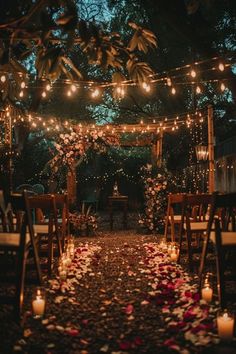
[
  {"x1": 168, "y1": 215, "x2": 182, "y2": 221},
  {"x1": 184, "y1": 221, "x2": 208, "y2": 231},
  {"x1": 0, "y1": 232, "x2": 31, "y2": 248},
  {"x1": 210, "y1": 231, "x2": 236, "y2": 245},
  {"x1": 34, "y1": 224, "x2": 56, "y2": 234}
]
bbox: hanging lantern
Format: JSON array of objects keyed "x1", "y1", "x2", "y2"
[{"x1": 195, "y1": 144, "x2": 209, "y2": 161}]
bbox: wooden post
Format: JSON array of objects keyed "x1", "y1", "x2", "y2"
[
  {"x1": 157, "y1": 129, "x2": 163, "y2": 168},
  {"x1": 207, "y1": 105, "x2": 215, "y2": 193},
  {"x1": 151, "y1": 135, "x2": 157, "y2": 168},
  {"x1": 67, "y1": 164, "x2": 77, "y2": 206}
]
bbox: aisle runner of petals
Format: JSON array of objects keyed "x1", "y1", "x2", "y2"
[
  {"x1": 14, "y1": 243, "x2": 101, "y2": 352},
  {"x1": 142, "y1": 242, "x2": 219, "y2": 353}
]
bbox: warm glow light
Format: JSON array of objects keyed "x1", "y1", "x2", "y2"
[
  {"x1": 71, "y1": 84, "x2": 77, "y2": 92},
  {"x1": 142, "y1": 82, "x2": 151, "y2": 93},
  {"x1": 46, "y1": 84, "x2": 51, "y2": 91},
  {"x1": 167, "y1": 77, "x2": 172, "y2": 86},
  {"x1": 91, "y1": 88, "x2": 100, "y2": 98},
  {"x1": 220, "y1": 82, "x2": 226, "y2": 92},
  {"x1": 171, "y1": 87, "x2": 176, "y2": 95},
  {"x1": 196, "y1": 85, "x2": 201, "y2": 94},
  {"x1": 0, "y1": 75, "x2": 6, "y2": 83},
  {"x1": 218, "y1": 63, "x2": 225, "y2": 72},
  {"x1": 21, "y1": 81, "x2": 26, "y2": 89},
  {"x1": 67, "y1": 90, "x2": 72, "y2": 97},
  {"x1": 42, "y1": 91, "x2": 47, "y2": 98},
  {"x1": 19, "y1": 90, "x2": 24, "y2": 98},
  {"x1": 190, "y1": 69, "x2": 196, "y2": 78}
]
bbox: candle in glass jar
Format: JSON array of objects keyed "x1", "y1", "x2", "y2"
[
  {"x1": 217, "y1": 311, "x2": 235, "y2": 341},
  {"x1": 201, "y1": 285, "x2": 213, "y2": 302},
  {"x1": 170, "y1": 251, "x2": 178, "y2": 262},
  {"x1": 32, "y1": 290, "x2": 45, "y2": 316}
]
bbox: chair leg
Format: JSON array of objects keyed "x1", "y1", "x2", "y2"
[
  {"x1": 30, "y1": 235, "x2": 42, "y2": 285},
  {"x1": 198, "y1": 235, "x2": 209, "y2": 289},
  {"x1": 186, "y1": 231, "x2": 193, "y2": 271},
  {"x1": 15, "y1": 249, "x2": 27, "y2": 320},
  {"x1": 48, "y1": 235, "x2": 53, "y2": 276}
]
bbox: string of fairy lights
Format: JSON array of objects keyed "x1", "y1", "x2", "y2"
[{"x1": 0, "y1": 55, "x2": 235, "y2": 100}]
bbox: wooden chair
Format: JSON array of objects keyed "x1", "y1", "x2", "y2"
[
  {"x1": 199, "y1": 192, "x2": 236, "y2": 299},
  {"x1": 164, "y1": 193, "x2": 185, "y2": 242},
  {"x1": 0, "y1": 192, "x2": 42, "y2": 319},
  {"x1": 178, "y1": 193, "x2": 213, "y2": 271},
  {"x1": 53, "y1": 193, "x2": 69, "y2": 252},
  {"x1": 25, "y1": 194, "x2": 62, "y2": 275}
]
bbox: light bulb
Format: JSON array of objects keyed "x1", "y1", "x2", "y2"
[
  {"x1": 19, "y1": 90, "x2": 24, "y2": 97},
  {"x1": 0, "y1": 75, "x2": 6, "y2": 83},
  {"x1": 91, "y1": 88, "x2": 100, "y2": 98},
  {"x1": 42, "y1": 91, "x2": 46, "y2": 98},
  {"x1": 171, "y1": 87, "x2": 176, "y2": 95},
  {"x1": 218, "y1": 63, "x2": 225, "y2": 72},
  {"x1": 21, "y1": 81, "x2": 26, "y2": 89},
  {"x1": 220, "y1": 82, "x2": 226, "y2": 92},
  {"x1": 46, "y1": 84, "x2": 51, "y2": 91},
  {"x1": 190, "y1": 69, "x2": 196, "y2": 78},
  {"x1": 167, "y1": 77, "x2": 172, "y2": 86},
  {"x1": 67, "y1": 90, "x2": 72, "y2": 97},
  {"x1": 196, "y1": 86, "x2": 201, "y2": 94},
  {"x1": 71, "y1": 84, "x2": 76, "y2": 92}
]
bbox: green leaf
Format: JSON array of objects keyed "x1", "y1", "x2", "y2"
[{"x1": 61, "y1": 56, "x2": 83, "y2": 79}]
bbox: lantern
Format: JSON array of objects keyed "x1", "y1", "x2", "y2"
[{"x1": 195, "y1": 144, "x2": 209, "y2": 161}]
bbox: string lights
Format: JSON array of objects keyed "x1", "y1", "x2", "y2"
[{"x1": 0, "y1": 56, "x2": 234, "y2": 103}]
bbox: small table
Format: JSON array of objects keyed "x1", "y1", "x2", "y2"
[{"x1": 108, "y1": 195, "x2": 128, "y2": 231}]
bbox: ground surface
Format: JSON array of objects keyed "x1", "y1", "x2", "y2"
[{"x1": 0, "y1": 213, "x2": 236, "y2": 354}]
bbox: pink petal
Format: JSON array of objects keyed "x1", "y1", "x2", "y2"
[{"x1": 125, "y1": 304, "x2": 134, "y2": 315}]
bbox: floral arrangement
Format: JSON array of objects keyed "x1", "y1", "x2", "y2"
[
  {"x1": 51, "y1": 129, "x2": 119, "y2": 170},
  {"x1": 139, "y1": 164, "x2": 169, "y2": 232},
  {"x1": 69, "y1": 204, "x2": 98, "y2": 235}
]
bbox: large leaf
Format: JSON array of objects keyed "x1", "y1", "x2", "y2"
[
  {"x1": 61, "y1": 56, "x2": 83, "y2": 79},
  {"x1": 128, "y1": 23, "x2": 157, "y2": 53}
]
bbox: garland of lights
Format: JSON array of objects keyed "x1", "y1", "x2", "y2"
[{"x1": 0, "y1": 56, "x2": 235, "y2": 100}]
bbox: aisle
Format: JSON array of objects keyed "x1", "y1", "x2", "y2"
[{"x1": 0, "y1": 231, "x2": 234, "y2": 354}]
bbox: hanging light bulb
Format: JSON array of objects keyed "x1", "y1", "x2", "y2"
[
  {"x1": 67, "y1": 90, "x2": 72, "y2": 97},
  {"x1": 220, "y1": 82, "x2": 226, "y2": 92},
  {"x1": 20, "y1": 81, "x2": 26, "y2": 89},
  {"x1": 218, "y1": 63, "x2": 225, "y2": 72},
  {"x1": 42, "y1": 91, "x2": 47, "y2": 98},
  {"x1": 0, "y1": 74, "x2": 6, "y2": 83},
  {"x1": 196, "y1": 85, "x2": 201, "y2": 94},
  {"x1": 142, "y1": 81, "x2": 151, "y2": 93},
  {"x1": 19, "y1": 90, "x2": 24, "y2": 98},
  {"x1": 171, "y1": 87, "x2": 176, "y2": 95},
  {"x1": 190, "y1": 69, "x2": 197, "y2": 78},
  {"x1": 46, "y1": 83, "x2": 51, "y2": 91},
  {"x1": 167, "y1": 77, "x2": 172, "y2": 86},
  {"x1": 91, "y1": 88, "x2": 100, "y2": 98},
  {"x1": 71, "y1": 84, "x2": 77, "y2": 92}
]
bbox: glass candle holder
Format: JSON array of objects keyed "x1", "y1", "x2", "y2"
[
  {"x1": 170, "y1": 246, "x2": 179, "y2": 262},
  {"x1": 32, "y1": 287, "x2": 46, "y2": 318},
  {"x1": 201, "y1": 283, "x2": 213, "y2": 303},
  {"x1": 217, "y1": 310, "x2": 235, "y2": 341}
]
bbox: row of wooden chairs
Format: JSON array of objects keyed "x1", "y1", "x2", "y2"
[
  {"x1": 164, "y1": 192, "x2": 236, "y2": 307},
  {"x1": 0, "y1": 191, "x2": 69, "y2": 320}
]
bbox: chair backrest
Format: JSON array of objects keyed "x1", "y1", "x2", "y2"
[
  {"x1": 25, "y1": 194, "x2": 58, "y2": 229},
  {"x1": 208, "y1": 192, "x2": 236, "y2": 232},
  {"x1": 182, "y1": 194, "x2": 213, "y2": 221}
]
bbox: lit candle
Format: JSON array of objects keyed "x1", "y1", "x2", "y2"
[
  {"x1": 201, "y1": 285, "x2": 213, "y2": 303},
  {"x1": 59, "y1": 269, "x2": 67, "y2": 281},
  {"x1": 217, "y1": 311, "x2": 235, "y2": 341},
  {"x1": 32, "y1": 289, "x2": 45, "y2": 317},
  {"x1": 170, "y1": 250, "x2": 178, "y2": 262}
]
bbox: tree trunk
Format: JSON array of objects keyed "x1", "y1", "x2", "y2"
[{"x1": 67, "y1": 164, "x2": 77, "y2": 207}]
